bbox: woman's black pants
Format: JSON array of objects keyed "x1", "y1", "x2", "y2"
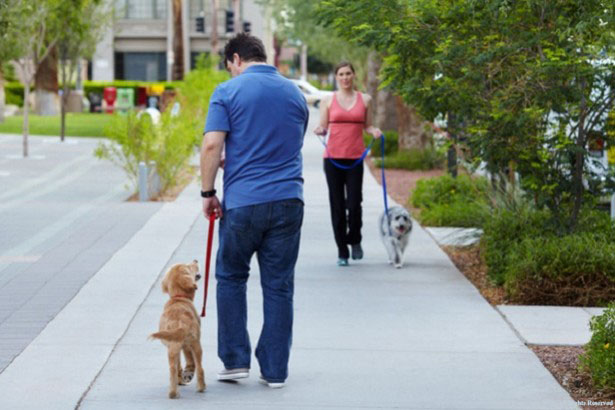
[{"x1": 323, "y1": 158, "x2": 363, "y2": 259}]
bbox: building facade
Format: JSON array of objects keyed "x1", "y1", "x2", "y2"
[{"x1": 92, "y1": 0, "x2": 274, "y2": 82}]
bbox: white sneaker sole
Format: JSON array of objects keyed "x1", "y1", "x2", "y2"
[
  {"x1": 259, "y1": 376, "x2": 285, "y2": 389},
  {"x1": 217, "y1": 370, "x2": 249, "y2": 381}
]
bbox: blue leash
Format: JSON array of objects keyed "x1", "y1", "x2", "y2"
[{"x1": 319, "y1": 134, "x2": 391, "y2": 234}]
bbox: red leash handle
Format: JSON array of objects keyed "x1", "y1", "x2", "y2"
[{"x1": 201, "y1": 213, "x2": 216, "y2": 317}]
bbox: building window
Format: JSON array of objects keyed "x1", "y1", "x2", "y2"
[
  {"x1": 116, "y1": 0, "x2": 167, "y2": 20},
  {"x1": 115, "y1": 52, "x2": 167, "y2": 82}
]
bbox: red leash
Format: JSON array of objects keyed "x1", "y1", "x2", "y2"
[{"x1": 201, "y1": 213, "x2": 216, "y2": 317}]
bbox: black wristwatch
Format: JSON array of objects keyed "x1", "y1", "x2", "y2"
[{"x1": 200, "y1": 189, "x2": 217, "y2": 198}]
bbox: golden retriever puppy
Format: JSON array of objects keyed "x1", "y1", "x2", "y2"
[{"x1": 150, "y1": 260, "x2": 205, "y2": 398}]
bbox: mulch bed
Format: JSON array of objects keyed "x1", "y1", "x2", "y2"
[{"x1": 367, "y1": 160, "x2": 614, "y2": 409}]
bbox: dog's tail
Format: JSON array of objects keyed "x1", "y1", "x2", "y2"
[{"x1": 149, "y1": 327, "x2": 187, "y2": 342}]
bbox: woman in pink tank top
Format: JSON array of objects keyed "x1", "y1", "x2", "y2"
[{"x1": 314, "y1": 62, "x2": 382, "y2": 266}]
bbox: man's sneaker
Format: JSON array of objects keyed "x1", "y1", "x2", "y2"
[
  {"x1": 217, "y1": 368, "x2": 249, "y2": 381},
  {"x1": 259, "y1": 375, "x2": 285, "y2": 389},
  {"x1": 351, "y1": 244, "x2": 363, "y2": 260},
  {"x1": 337, "y1": 258, "x2": 349, "y2": 267}
]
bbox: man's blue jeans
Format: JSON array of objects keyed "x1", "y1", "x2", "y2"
[{"x1": 216, "y1": 198, "x2": 303, "y2": 383}]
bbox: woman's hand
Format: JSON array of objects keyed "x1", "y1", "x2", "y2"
[
  {"x1": 314, "y1": 126, "x2": 327, "y2": 137},
  {"x1": 366, "y1": 126, "x2": 383, "y2": 138}
]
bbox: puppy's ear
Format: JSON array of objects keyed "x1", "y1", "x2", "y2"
[
  {"x1": 178, "y1": 275, "x2": 198, "y2": 293},
  {"x1": 161, "y1": 276, "x2": 169, "y2": 294}
]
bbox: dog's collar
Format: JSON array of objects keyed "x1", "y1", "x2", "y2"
[{"x1": 172, "y1": 294, "x2": 193, "y2": 301}]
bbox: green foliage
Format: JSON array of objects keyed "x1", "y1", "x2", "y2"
[
  {"x1": 481, "y1": 207, "x2": 553, "y2": 285},
  {"x1": 365, "y1": 130, "x2": 398, "y2": 157},
  {"x1": 317, "y1": 0, "x2": 615, "y2": 229},
  {"x1": 482, "y1": 206, "x2": 615, "y2": 290},
  {"x1": 503, "y1": 234, "x2": 615, "y2": 305},
  {"x1": 411, "y1": 174, "x2": 489, "y2": 227},
  {"x1": 374, "y1": 147, "x2": 444, "y2": 171},
  {"x1": 580, "y1": 303, "x2": 615, "y2": 391},
  {"x1": 5, "y1": 82, "x2": 23, "y2": 107},
  {"x1": 95, "y1": 112, "x2": 157, "y2": 190},
  {"x1": 94, "y1": 56, "x2": 228, "y2": 194},
  {"x1": 0, "y1": 113, "x2": 113, "y2": 137}
]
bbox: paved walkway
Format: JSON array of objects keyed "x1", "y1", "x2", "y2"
[
  {"x1": 0, "y1": 134, "x2": 161, "y2": 372},
  {"x1": 0, "y1": 115, "x2": 579, "y2": 409}
]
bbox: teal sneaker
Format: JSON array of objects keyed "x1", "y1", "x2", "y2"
[{"x1": 337, "y1": 258, "x2": 349, "y2": 267}]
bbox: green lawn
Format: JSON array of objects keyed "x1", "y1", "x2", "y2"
[{"x1": 0, "y1": 113, "x2": 113, "y2": 137}]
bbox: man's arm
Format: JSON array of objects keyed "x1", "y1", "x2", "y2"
[{"x1": 200, "y1": 130, "x2": 226, "y2": 218}]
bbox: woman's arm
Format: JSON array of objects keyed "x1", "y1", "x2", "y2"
[
  {"x1": 363, "y1": 93, "x2": 382, "y2": 138},
  {"x1": 314, "y1": 96, "x2": 331, "y2": 136}
]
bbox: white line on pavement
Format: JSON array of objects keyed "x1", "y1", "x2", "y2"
[
  {"x1": 0, "y1": 183, "x2": 129, "y2": 279},
  {"x1": 0, "y1": 156, "x2": 97, "y2": 208}
]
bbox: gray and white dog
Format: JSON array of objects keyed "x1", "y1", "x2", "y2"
[{"x1": 379, "y1": 206, "x2": 413, "y2": 268}]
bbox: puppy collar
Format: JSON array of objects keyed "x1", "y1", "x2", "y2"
[{"x1": 172, "y1": 294, "x2": 193, "y2": 301}]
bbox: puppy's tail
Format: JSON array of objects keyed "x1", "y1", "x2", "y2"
[{"x1": 149, "y1": 328, "x2": 187, "y2": 342}]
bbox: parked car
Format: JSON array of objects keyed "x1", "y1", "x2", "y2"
[{"x1": 289, "y1": 79, "x2": 333, "y2": 108}]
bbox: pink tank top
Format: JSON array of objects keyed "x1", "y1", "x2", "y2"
[{"x1": 325, "y1": 92, "x2": 366, "y2": 159}]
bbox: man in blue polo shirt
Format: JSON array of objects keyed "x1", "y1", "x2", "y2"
[{"x1": 200, "y1": 33, "x2": 308, "y2": 389}]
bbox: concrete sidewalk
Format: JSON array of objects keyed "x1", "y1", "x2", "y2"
[{"x1": 0, "y1": 114, "x2": 579, "y2": 409}]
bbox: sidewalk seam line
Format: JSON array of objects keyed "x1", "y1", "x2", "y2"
[{"x1": 75, "y1": 211, "x2": 200, "y2": 409}]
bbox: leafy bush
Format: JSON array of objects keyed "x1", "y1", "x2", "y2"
[
  {"x1": 94, "y1": 112, "x2": 157, "y2": 191},
  {"x1": 412, "y1": 174, "x2": 488, "y2": 208},
  {"x1": 374, "y1": 146, "x2": 444, "y2": 171},
  {"x1": 411, "y1": 174, "x2": 490, "y2": 227},
  {"x1": 365, "y1": 129, "x2": 398, "y2": 157},
  {"x1": 419, "y1": 199, "x2": 489, "y2": 227},
  {"x1": 482, "y1": 207, "x2": 615, "y2": 286},
  {"x1": 5, "y1": 82, "x2": 24, "y2": 107},
  {"x1": 580, "y1": 303, "x2": 615, "y2": 391},
  {"x1": 503, "y1": 233, "x2": 615, "y2": 305},
  {"x1": 95, "y1": 55, "x2": 228, "y2": 194}
]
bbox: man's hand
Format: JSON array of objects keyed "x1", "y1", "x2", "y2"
[
  {"x1": 202, "y1": 196, "x2": 223, "y2": 219},
  {"x1": 314, "y1": 126, "x2": 327, "y2": 136}
]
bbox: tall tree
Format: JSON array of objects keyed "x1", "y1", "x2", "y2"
[
  {"x1": 0, "y1": 0, "x2": 21, "y2": 123},
  {"x1": 9, "y1": 0, "x2": 61, "y2": 157},
  {"x1": 57, "y1": 0, "x2": 112, "y2": 141},
  {"x1": 172, "y1": 0, "x2": 184, "y2": 80}
]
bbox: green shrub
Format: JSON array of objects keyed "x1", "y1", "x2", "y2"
[
  {"x1": 580, "y1": 303, "x2": 615, "y2": 391},
  {"x1": 95, "y1": 112, "x2": 157, "y2": 191},
  {"x1": 503, "y1": 233, "x2": 615, "y2": 305},
  {"x1": 419, "y1": 199, "x2": 489, "y2": 227},
  {"x1": 94, "y1": 56, "x2": 228, "y2": 194},
  {"x1": 366, "y1": 129, "x2": 398, "y2": 157},
  {"x1": 411, "y1": 174, "x2": 489, "y2": 227},
  {"x1": 5, "y1": 82, "x2": 24, "y2": 107},
  {"x1": 481, "y1": 207, "x2": 553, "y2": 285},
  {"x1": 482, "y1": 208, "x2": 615, "y2": 286},
  {"x1": 374, "y1": 146, "x2": 444, "y2": 171},
  {"x1": 412, "y1": 174, "x2": 488, "y2": 209}
]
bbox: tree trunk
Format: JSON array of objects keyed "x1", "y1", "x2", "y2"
[
  {"x1": 172, "y1": 0, "x2": 184, "y2": 81},
  {"x1": 0, "y1": 68, "x2": 5, "y2": 123},
  {"x1": 34, "y1": 45, "x2": 59, "y2": 116},
  {"x1": 23, "y1": 83, "x2": 30, "y2": 157},
  {"x1": 366, "y1": 51, "x2": 397, "y2": 131},
  {"x1": 447, "y1": 111, "x2": 458, "y2": 177},
  {"x1": 211, "y1": 0, "x2": 218, "y2": 56},
  {"x1": 396, "y1": 96, "x2": 429, "y2": 151},
  {"x1": 571, "y1": 79, "x2": 587, "y2": 230},
  {"x1": 61, "y1": 87, "x2": 68, "y2": 141}
]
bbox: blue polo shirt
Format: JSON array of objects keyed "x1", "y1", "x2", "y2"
[{"x1": 204, "y1": 65, "x2": 309, "y2": 210}]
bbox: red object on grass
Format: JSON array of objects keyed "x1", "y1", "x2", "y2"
[
  {"x1": 201, "y1": 213, "x2": 216, "y2": 317},
  {"x1": 103, "y1": 87, "x2": 117, "y2": 114}
]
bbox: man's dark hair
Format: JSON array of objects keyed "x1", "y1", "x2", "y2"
[{"x1": 224, "y1": 33, "x2": 267, "y2": 65}]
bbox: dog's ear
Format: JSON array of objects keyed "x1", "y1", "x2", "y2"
[
  {"x1": 161, "y1": 276, "x2": 169, "y2": 294},
  {"x1": 177, "y1": 274, "x2": 198, "y2": 293}
]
